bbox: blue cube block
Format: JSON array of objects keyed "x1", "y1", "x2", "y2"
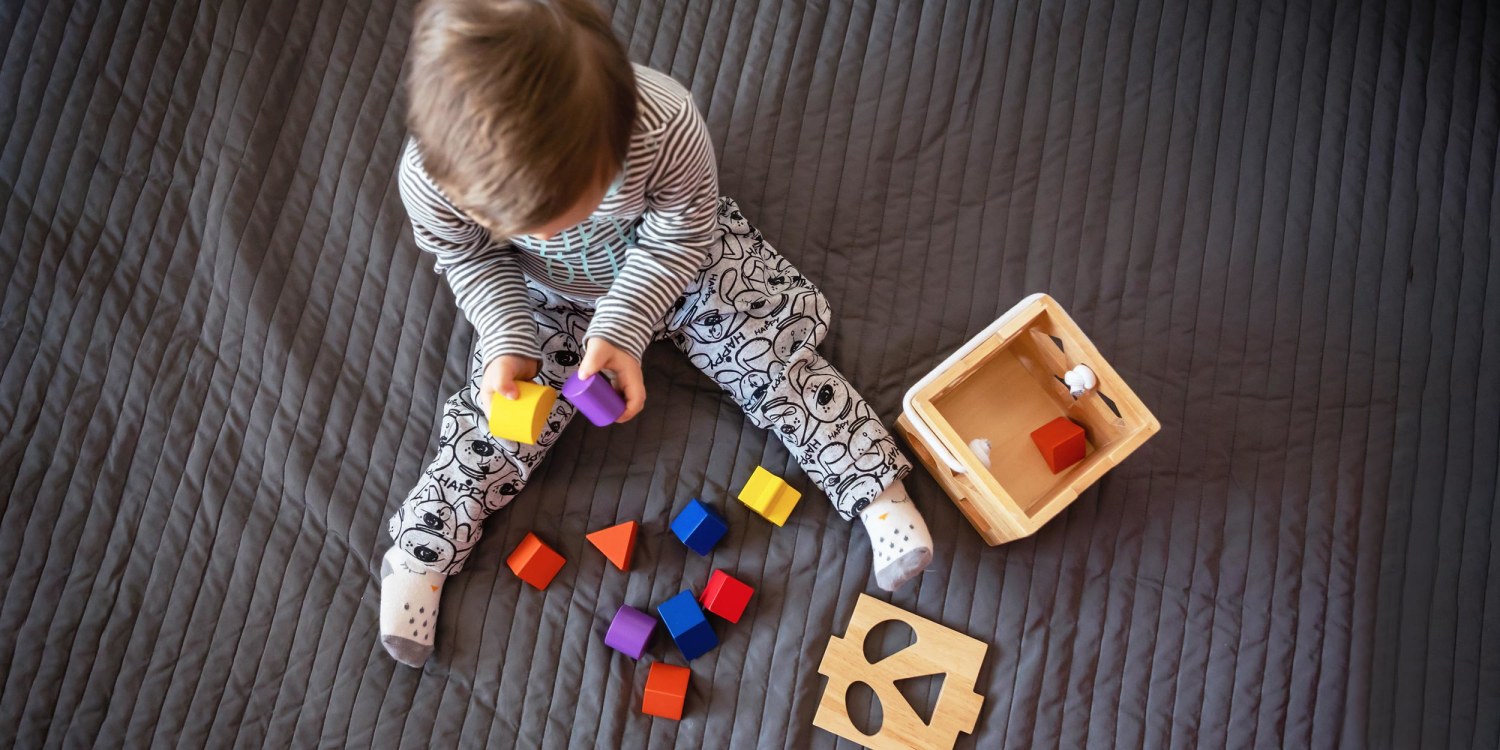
[
  {"x1": 657, "y1": 590, "x2": 718, "y2": 661},
  {"x1": 670, "y1": 498, "x2": 728, "y2": 556}
]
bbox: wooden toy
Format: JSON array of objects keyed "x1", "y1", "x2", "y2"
[
  {"x1": 656, "y1": 590, "x2": 718, "y2": 661},
  {"x1": 699, "y1": 570, "x2": 754, "y2": 624},
  {"x1": 642, "y1": 663, "x2": 690, "y2": 720},
  {"x1": 505, "y1": 532, "x2": 565, "y2": 590},
  {"x1": 669, "y1": 499, "x2": 728, "y2": 556},
  {"x1": 603, "y1": 604, "x2": 656, "y2": 659},
  {"x1": 1030, "y1": 416, "x2": 1086, "y2": 473},
  {"x1": 488, "y1": 382, "x2": 558, "y2": 444},
  {"x1": 561, "y1": 372, "x2": 626, "y2": 426},
  {"x1": 898, "y1": 293, "x2": 1160, "y2": 545},
  {"x1": 737, "y1": 466, "x2": 802, "y2": 525},
  {"x1": 813, "y1": 594, "x2": 989, "y2": 750},
  {"x1": 586, "y1": 520, "x2": 638, "y2": 571}
]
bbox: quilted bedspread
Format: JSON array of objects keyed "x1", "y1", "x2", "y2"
[{"x1": 2, "y1": 0, "x2": 1497, "y2": 746}]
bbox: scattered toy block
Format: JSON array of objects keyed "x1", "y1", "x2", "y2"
[
  {"x1": 642, "y1": 663, "x2": 691, "y2": 720},
  {"x1": 657, "y1": 590, "x2": 718, "y2": 661},
  {"x1": 814, "y1": 594, "x2": 989, "y2": 749},
  {"x1": 738, "y1": 465, "x2": 802, "y2": 525},
  {"x1": 586, "y1": 520, "x2": 638, "y2": 571},
  {"x1": 603, "y1": 604, "x2": 657, "y2": 659},
  {"x1": 506, "y1": 532, "x2": 565, "y2": 590},
  {"x1": 489, "y1": 382, "x2": 558, "y2": 444},
  {"x1": 1030, "y1": 416, "x2": 1086, "y2": 473},
  {"x1": 700, "y1": 570, "x2": 754, "y2": 624},
  {"x1": 670, "y1": 499, "x2": 728, "y2": 556},
  {"x1": 562, "y1": 372, "x2": 627, "y2": 426}
]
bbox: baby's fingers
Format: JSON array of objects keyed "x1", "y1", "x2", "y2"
[{"x1": 616, "y1": 367, "x2": 646, "y2": 423}]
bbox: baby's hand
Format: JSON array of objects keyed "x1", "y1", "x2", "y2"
[
  {"x1": 579, "y1": 338, "x2": 645, "y2": 422},
  {"x1": 481, "y1": 354, "x2": 541, "y2": 413}
]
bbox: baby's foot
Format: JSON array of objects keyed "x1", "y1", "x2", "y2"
[
  {"x1": 858, "y1": 480, "x2": 934, "y2": 592},
  {"x1": 379, "y1": 547, "x2": 446, "y2": 667}
]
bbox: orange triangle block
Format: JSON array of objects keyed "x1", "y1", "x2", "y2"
[{"x1": 587, "y1": 521, "x2": 638, "y2": 571}]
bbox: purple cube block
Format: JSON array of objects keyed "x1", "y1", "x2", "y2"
[
  {"x1": 562, "y1": 372, "x2": 627, "y2": 427},
  {"x1": 603, "y1": 604, "x2": 656, "y2": 659}
]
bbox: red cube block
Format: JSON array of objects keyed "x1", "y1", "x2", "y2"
[
  {"x1": 700, "y1": 570, "x2": 754, "y2": 624},
  {"x1": 1030, "y1": 417, "x2": 1087, "y2": 473}
]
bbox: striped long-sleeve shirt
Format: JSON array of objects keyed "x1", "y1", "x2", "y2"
[{"x1": 397, "y1": 65, "x2": 720, "y2": 364}]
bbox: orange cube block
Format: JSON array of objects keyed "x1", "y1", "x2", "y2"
[
  {"x1": 642, "y1": 663, "x2": 690, "y2": 720},
  {"x1": 506, "y1": 532, "x2": 565, "y2": 589},
  {"x1": 1030, "y1": 417, "x2": 1086, "y2": 474}
]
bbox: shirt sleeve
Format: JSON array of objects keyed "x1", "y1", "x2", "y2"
[
  {"x1": 586, "y1": 91, "x2": 720, "y2": 360},
  {"x1": 399, "y1": 140, "x2": 541, "y2": 363}
]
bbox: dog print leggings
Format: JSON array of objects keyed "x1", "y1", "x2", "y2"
[{"x1": 389, "y1": 198, "x2": 912, "y2": 574}]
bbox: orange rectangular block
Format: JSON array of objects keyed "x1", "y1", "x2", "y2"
[
  {"x1": 642, "y1": 663, "x2": 690, "y2": 720},
  {"x1": 506, "y1": 532, "x2": 565, "y2": 590},
  {"x1": 1030, "y1": 417, "x2": 1086, "y2": 474}
]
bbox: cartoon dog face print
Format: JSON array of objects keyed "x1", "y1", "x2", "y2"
[
  {"x1": 431, "y1": 410, "x2": 506, "y2": 480},
  {"x1": 476, "y1": 478, "x2": 522, "y2": 514},
  {"x1": 397, "y1": 526, "x2": 457, "y2": 569},
  {"x1": 717, "y1": 232, "x2": 753, "y2": 265},
  {"x1": 729, "y1": 283, "x2": 789, "y2": 323},
  {"x1": 836, "y1": 473, "x2": 885, "y2": 515},
  {"x1": 796, "y1": 361, "x2": 853, "y2": 426},
  {"x1": 816, "y1": 471, "x2": 882, "y2": 519},
  {"x1": 842, "y1": 416, "x2": 902, "y2": 474},
  {"x1": 771, "y1": 315, "x2": 823, "y2": 361},
  {"x1": 538, "y1": 329, "x2": 582, "y2": 375},
  {"x1": 741, "y1": 254, "x2": 802, "y2": 295},
  {"x1": 736, "y1": 371, "x2": 773, "y2": 412},
  {"x1": 408, "y1": 486, "x2": 457, "y2": 534},
  {"x1": 762, "y1": 394, "x2": 815, "y2": 446},
  {"x1": 718, "y1": 199, "x2": 753, "y2": 235},
  {"x1": 681, "y1": 304, "x2": 743, "y2": 346}
]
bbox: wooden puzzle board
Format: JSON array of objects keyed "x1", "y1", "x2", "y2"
[{"x1": 814, "y1": 595, "x2": 989, "y2": 750}]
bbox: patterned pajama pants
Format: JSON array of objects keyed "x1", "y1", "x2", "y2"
[{"x1": 389, "y1": 198, "x2": 912, "y2": 574}]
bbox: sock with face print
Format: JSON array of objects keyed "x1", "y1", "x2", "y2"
[
  {"x1": 858, "y1": 480, "x2": 934, "y2": 592},
  {"x1": 379, "y1": 546, "x2": 448, "y2": 667}
]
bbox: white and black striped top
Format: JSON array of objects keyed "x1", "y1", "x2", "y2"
[{"x1": 398, "y1": 65, "x2": 720, "y2": 363}]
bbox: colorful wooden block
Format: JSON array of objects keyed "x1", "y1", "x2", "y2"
[
  {"x1": 642, "y1": 663, "x2": 691, "y2": 720},
  {"x1": 738, "y1": 466, "x2": 802, "y2": 525},
  {"x1": 657, "y1": 590, "x2": 718, "y2": 661},
  {"x1": 586, "y1": 520, "x2": 638, "y2": 571},
  {"x1": 1030, "y1": 416, "x2": 1086, "y2": 473},
  {"x1": 700, "y1": 570, "x2": 754, "y2": 624},
  {"x1": 489, "y1": 382, "x2": 558, "y2": 444},
  {"x1": 506, "y1": 532, "x2": 565, "y2": 590},
  {"x1": 603, "y1": 604, "x2": 656, "y2": 659},
  {"x1": 561, "y1": 372, "x2": 626, "y2": 426},
  {"x1": 670, "y1": 499, "x2": 728, "y2": 556}
]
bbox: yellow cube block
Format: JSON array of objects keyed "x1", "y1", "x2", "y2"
[
  {"x1": 489, "y1": 382, "x2": 558, "y2": 444},
  {"x1": 738, "y1": 466, "x2": 802, "y2": 526}
]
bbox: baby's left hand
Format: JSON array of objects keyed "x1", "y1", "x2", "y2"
[{"x1": 579, "y1": 338, "x2": 645, "y2": 423}]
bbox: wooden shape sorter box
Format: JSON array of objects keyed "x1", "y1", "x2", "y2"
[
  {"x1": 898, "y1": 293, "x2": 1160, "y2": 546},
  {"x1": 813, "y1": 594, "x2": 988, "y2": 750}
]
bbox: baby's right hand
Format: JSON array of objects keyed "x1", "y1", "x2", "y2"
[{"x1": 481, "y1": 355, "x2": 541, "y2": 412}]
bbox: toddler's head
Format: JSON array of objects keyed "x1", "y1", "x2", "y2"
[{"x1": 406, "y1": 0, "x2": 637, "y2": 238}]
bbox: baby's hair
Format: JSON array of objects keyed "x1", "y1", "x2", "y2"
[{"x1": 406, "y1": 0, "x2": 637, "y2": 236}]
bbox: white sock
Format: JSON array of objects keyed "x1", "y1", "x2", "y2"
[
  {"x1": 379, "y1": 547, "x2": 447, "y2": 667},
  {"x1": 858, "y1": 480, "x2": 934, "y2": 591}
]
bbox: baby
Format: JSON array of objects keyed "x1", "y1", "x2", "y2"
[{"x1": 380, "y1": 0, "x2": 934, "y2": 667}]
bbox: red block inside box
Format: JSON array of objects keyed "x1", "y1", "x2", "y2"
[{"x1": 1030, "y1": 417, "x2": 1086, "y2": 474}]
